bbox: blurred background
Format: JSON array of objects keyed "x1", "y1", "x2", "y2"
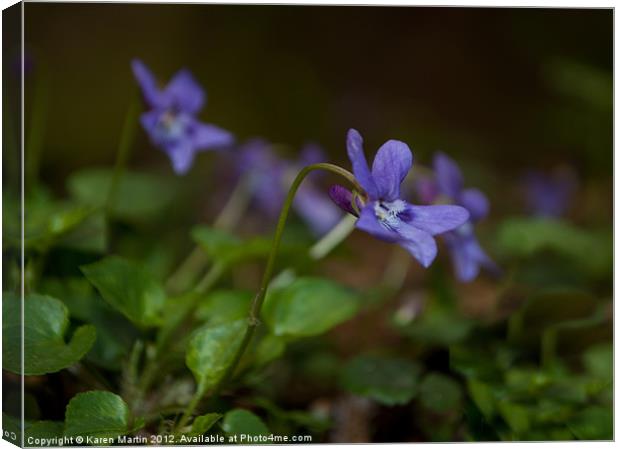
[
  {"x1": 24, "y1": 4, "x2": 612, "y2": 189},
  {"x1": 3, "y1": 4, "x2": 613, "y2": 443}
]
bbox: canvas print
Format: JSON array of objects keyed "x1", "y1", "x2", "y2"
[{"x1": 2, "y1": 3, "x2": 613, "y2": 446}]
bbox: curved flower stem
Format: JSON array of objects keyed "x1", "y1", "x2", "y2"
[
  {"x1": 214, "y1": 163, "x2": 360, "y2": 391},
  {"x1": 176, "y1": 163, "x2": 359, "y2": 430}
]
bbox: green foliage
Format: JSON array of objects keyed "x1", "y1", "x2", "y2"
[
  {"x1": 195, "y1": 290, "x2": 252, "y2": 325},
  {"x1": 395, "y1": 305, "x2": 474, "y2": 346},
  {"x1": 81, "y1": 256, "x2": 166, "y2": 328},
  {"x1": 188, "y1": 414, "x2": 222, "y2": 437},
  {"x1": 64, "y1": 391, "x2": 140, "y2": 439},
  {"x1": 3, "y1": 293, "x2": 96, "y2": 375},
  {"x1": 67, "y1": 168, "x2": 176, "y2": 220},
  {"x1": 221, "y1": 409, "x2": 269, "y2": 437},
  {"x1": 496, "y1": 218, "x2": 612, "y2": 277},
  {"x1": 40, "y1": 277, "x2": 137, "y2": 369},
  {"x1": 185, "y1": 320, "x2": 246, "y2": 394},
  {"x1": 419, "y1": 373, "x2": 463, "y2": 413},
  {"x1": 340, "y1": 354, "x2": 421, "y2": 405},
  {"x1": 4, "y1": 187, "x2": 105, "y2": 253},
  {"x1": 262, "y1": 277, "x2": 359, "y2": 338},
  {"x1": 254, "y1": 334, "x2": 287, "y2": 366},
  {"x1": 567, "y1": 406, "x2": 612, "y2": 440},
  {"x1": 192, "y1": 225, "x2": 272, "y2": 265}
]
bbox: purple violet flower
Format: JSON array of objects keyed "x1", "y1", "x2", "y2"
[
  {"x1": 237, "y1": 140, "x2": 342, "y2": 236},
  {"x1": 329, "y1": 129, "x2": 469, "y2": 268},
  {"x1": 432, "y1": 152, "x2": 499, "y2": 281},
  {"x1": 132, "y1": 59, "x2": 234, "y2": 175},
  {"x1": 523, "y1": 168, "x2": 577, "y2": 218}
]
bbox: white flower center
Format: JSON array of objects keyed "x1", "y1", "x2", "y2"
[
  {"x1": 156, "y1": 110, "x2": 185, "y2": 140},
  {"x1": 374, "y1": 199, "x2": 407, "y2": 229}
]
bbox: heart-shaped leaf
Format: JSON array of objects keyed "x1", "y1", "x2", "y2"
[
  {"x1": 221, "y1": 409, "x2": 268, "y2": 437},
  {"x1": 3, "y1": 293, "x2": 96, "y2": 375},
  {"x1": 64, "y1": 391, "x2": 136, "y2": 440},
  {"x1": 262, "y1": 277, "x2": 359, "y2": 338},
  {"x1": 81, "y1": 256, "x2": 166, "y2": 328},
  {"x1": 192, "y1": 226, "x2": 271, "y2": 265},
  {"x1": 195, "y1": 290, "x2": 252, "y2": 326},
  {"x1": 186, "y1": 320, "x2": 246, "y2": 394}
]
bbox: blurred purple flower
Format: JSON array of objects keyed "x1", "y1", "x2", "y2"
[
  {"x1": 131, "y1": 59, "x2": 234, "y2": 175},
  {"x1": 330, "y1": 129, "x2": 469, "y2": 268},
  {"x1": 237, "y1": 140, "x2": 342, "y2": 236},
  {"x1": 523, "y1": 168, "x2": 577, "y2": 218},
  {"x1": 431, "y1": 152, "x2": 499, "y2": 282},
  {"x1": 237, "y1": 139, "x2": 286, "y2": 219}
]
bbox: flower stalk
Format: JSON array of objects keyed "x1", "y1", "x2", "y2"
[
  {"x1": 176, "y1": 163, "x2": 361, "y2": 429},
  {"x1": 216, "y1": 164, "x2": 360, "y2": 381}
]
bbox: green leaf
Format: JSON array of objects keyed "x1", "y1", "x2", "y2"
[
  {"x1": 419, "y1": 373, "x2": 463, "y2": 413},
  {"x1": 192, "y1": 226, "x2": 271, "y2": 265},
  {"x1": 253, "y1": 397, "x2": 330, "y2": 432},
  {"x1": 396, "y1": 307, "x2": 474, "y2": 346},
  {"x1": 67, "y1": 168, "x2": 176, "y2": 220},
  {"x1": 262, "y1": 277, "x2": 359, "y2": 338},
  {"x1": 498, "y1": 401, "x2": 530, "y2": 435},
  {"x1": 5, "y1": 187, "x2": 97, "y2": 252},
  {"x1": 496, "y1": 218, "x2": 612, "y2": 277},
  {"x1": 188, "y1": 413, "x2": 222, "y2": 437},
  {"x1": 3, "y1": 293, "x2": 96, "y2": 375},
  {"x1": 340, "y1": 355, "x2": 421, "y2": 405},
  {"x1": 467, "y1": 379, "x2": 496, "y2": 419},
  {"x1": 186, "y1": 320, "x2": 246, "y2": 394},
  {"x1": 195, "y1": 290, "x2": 252, "y2": 325},
  {"x1": 221, "y1": 409, "x2": 269, "y2": 437},
  {"x1": 64, "y1": 391, "x2": 132, "y2": 439},
  {"x1": 81, "y1": 256, "x2": 166, "y2": 328},
  {"x1": 40, "y1": 277, "x2": 137, "y2": 370},
  {"x1": 567, "y1": 406, "x2": 612, "y2": 440},
  {"x1": 254, "y1": 334, "x2": 286, "y2": 366},
  {"x1": 58, "y1": 212, "x2": 107, "y2": 253}
]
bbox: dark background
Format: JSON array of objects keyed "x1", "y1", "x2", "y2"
[{"x1": 24, "y1": 4, "x2": 612, "y2": 199}]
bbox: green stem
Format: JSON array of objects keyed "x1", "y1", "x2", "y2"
[
  {"x1": 105, "y1": 98, "x2": 139, "y2": 217},
  {"x1": 175, "y1": 386, "x2": 204, "y2": 430},
  {"x1": 176, "y1": 163, "x2": 359, "y2": 430},
  {"x1": 214, "y1": 164, "x2": 359, "y2": 392}
]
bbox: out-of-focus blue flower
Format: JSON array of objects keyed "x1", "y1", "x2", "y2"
[
  {"x1": 237, "y1": 139, "x2": 286, "y2": 219},
  {"x1": 236, "y1": 140, "x2": 342, "y2": 236},
  {"x1": 132, "y1": 59, "x2": 234, "y2": 175},
  {"x1": 523, "y1": 168, "x2": 577, "y2": 218},
  {"x1": 431, "y1": 152, "x2": 498, "y2": 282},
  {"x1": 330, "y1": 129, "x2": 469, "y2": 268}
]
